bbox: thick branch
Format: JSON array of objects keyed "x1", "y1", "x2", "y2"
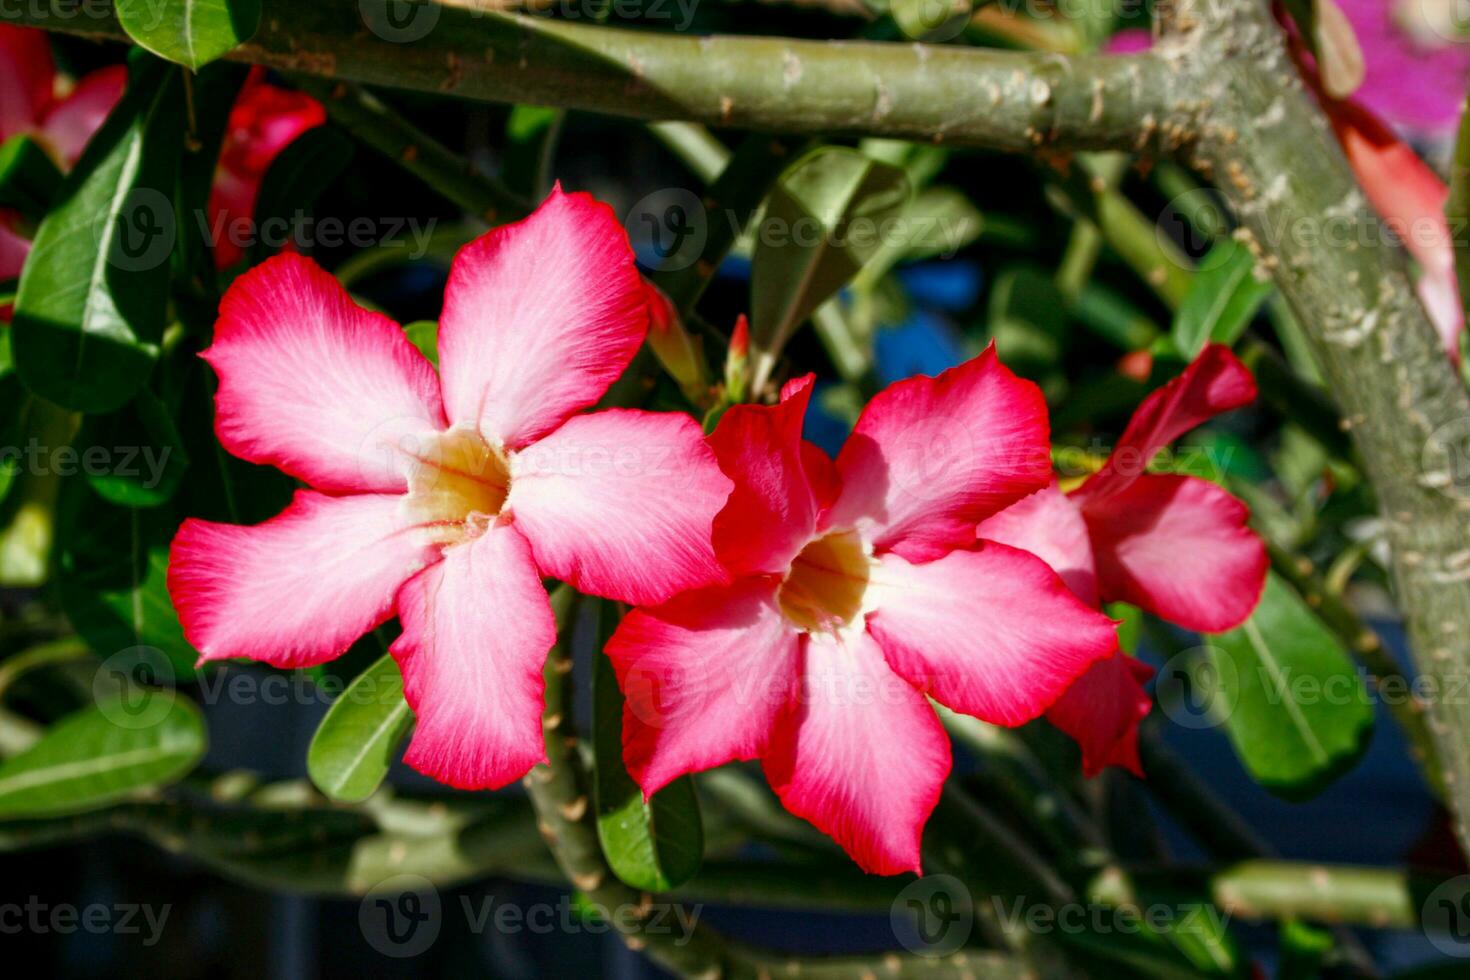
[
  {"x1": 1168, "y1": 0, "x2": 1470, "y2": 855},
  {"x1": 11, "y1": 2, "x2": 1176, "y2": 154}
]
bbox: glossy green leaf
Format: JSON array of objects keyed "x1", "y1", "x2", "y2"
[
  {"x1": 590, "y1": 602, "x2": 703, "y2": 892},
  {"x1": 11, "y1": 62, "x2": 184, "y2": 413},
  {"x1": 0, "y1": 693, "x2": 206, "y2": 819},
  {"x1": 116, "y1": 0, "x2": 263, "y2": 71},
  {"x1": 0, "y1": 134, "x2": 63, "y2": 223},
  {"x1": 79, "y1": 388, "x2": 189, "y2": 508},
  {"x1": 1171, "y1": 238, "x2": 1274, "y2": 358},
  {"x1": 307, "y1": 655, "x2": 412, "y2": 804},
  {"x1": 1208, "y1": 572, "x2": 1374, "y2": 798},
  {"x1": 56, "y1": 484, "x2": 197, "y2": 676},
  {"x1": 750, "y1": 147, "x2": 908, "y2": 382},
  {"x1": 247, "y1": 125, "x2": 354, "y2": 265}
]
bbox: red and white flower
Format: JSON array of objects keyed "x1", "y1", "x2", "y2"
[
  {"x1": 0, "y1": 25, "x2": 126, "y2": 285},
  {"x1": 168, "y1": 187, "x2": 732, "y2": 790},
  {"x1": 607, "y1": 350, "x2": 1119, "y2": 875},
  {"x1": 977, "y1": 345, "x2": 1268, "y2": 775},
  {"x1": 208, "y1": 68, "x2": 325, "y2": 269}
]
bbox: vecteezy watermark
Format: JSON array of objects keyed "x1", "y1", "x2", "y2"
[
  {"x1": 358, "y1": 875, "x2": 703, "y2": 958},
  {"x1": 623, "y1": 187, "x2": 976, "y2": 273},
  {"x1": 0, "y1": 440, "x2": 173, "y2": 488},
  {"x1": 0, "y1": 899, "x2": 171, "y2": 947},
  {"x1": 892, "y1": 875, "x2": 974, "y2": 956},
  {"x1": 1424, "y1": 875, "x2": 1470, "y2": 958},
  {"x1": 1155, "y1": 645, "x2": 1239, "y2": 730},
  {"x1": 991, "y1": 897, "x2": 1231, "y2": 938},
  {"x1": 97, "y1": 191, "x2": 440, "y2": 271},
  {"x1": 360, "y1": 0, "x2": 703, "y2": 43}
]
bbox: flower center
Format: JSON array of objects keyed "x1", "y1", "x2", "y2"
[
  {"x1": 402, "y1": 427, "x2": 510, "y2": 545},
  {"x1": 778, "y1": 531, "x2": 871, "y2": 632}
]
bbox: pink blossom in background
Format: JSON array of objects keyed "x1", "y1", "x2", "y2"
[{"x1": 1335, "y1": 0, "x2": 1470, "y2": 137}]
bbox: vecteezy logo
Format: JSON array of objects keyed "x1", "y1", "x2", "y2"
[
  {"x1": 360, "y1": 0, "x2": 441, "y2": 44},
  {"x1": 94, "y1": 646, "x2": 177, "y2": 730},
  {"x1": 1424, "y1": 875, "x2": 1470, "y2": 958},
  {"x1": 891, "y1": 874, "x2": 972, "y2": 957},
  {"x1": 1155, "y1": 645, "x2": 1239, "y2": 730},
  {"x1": 359, "y1": 874, "x2": 441, "y2": 958},
  {"x1": 105, "y1": 188, "x2": 176, "y2": 273},
  {"x1": 625, "y1": 188, "x2": 707, "y2": 273}
]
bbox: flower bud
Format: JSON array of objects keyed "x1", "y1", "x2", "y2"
[
  {"x1": 642, "y1": 280, "x2": 707, "y2": 399},
  {"x1": 725, "y1": 314, "x2": 750, "y2": 403}
]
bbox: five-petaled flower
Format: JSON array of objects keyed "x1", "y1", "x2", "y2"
[
  {"x1": 606, "y1": 351, "x2": 1120, "y2": 875},
  {"x1": 978, "y1": 344, "x2": 1268, "y2": 776},
  {"x1": 167, "y1": 187, "x2": 733, "y2": 790}
]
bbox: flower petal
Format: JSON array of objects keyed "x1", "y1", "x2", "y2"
[
  {"x1": 508, "y1": 409, "x2": 731, "y2": 605},
  {"x1": 762, "y1": 629, "x2": 949, "y2": 876},
  {"x1": 709, "y1": 375, "x2": 819, "y2": 577},
  {"x1": 205, "y1": 253, "x2": 447, "y2": 493},
  {"x1": 606, "y1": 577, "x2": 799, "y2": 796},
  {"x1": 827, "y1": 347, "x2": 1050, "y2": 562},
  {"x1": 391, "y1": 522, "x2": 555, "y2": 790},
  {"x1": 976, "y1": 482, "x2": 1098, "y2": 605},
  {"x1": 437, "y1": 186, "x2": 647, "y2": 448},
  {"x1": 865, "y1": 542, "x2": 1117, "y2": 726},
  {"x1": 1078, "y1": 344, "x2": 1255, "y2": 501},
  {"x1": 1079, "y1": 473, "x2": 1267, "y2": 633},
  {"x1": 1046, "y1": 649, "x2": 1155, "y2": 778},
  {"x1": 0, "y1": 25, "x2": 53, "y2": 142},
  {"x1": 39, "y1": 65, "x2": 126, "y2": 168},
  {"x1": 168, "y1": 491, "x2": 435, "y2": 669}
]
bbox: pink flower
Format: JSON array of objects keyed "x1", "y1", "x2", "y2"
[
  {"x1": 0, "y1": 25, "x2": 125, "y2": 286},
  {"x1": 978, "y1": 345, "x2": 1268, "y2": 775},
  {"x1": 167, "y1": 187, "x2": 733, "y2": 790},
  {"x1": 208, "y1": 68, "x2": 325, "y2": 269},
  {"x1": 0, "y1": 25, "x2": 126, "y2": 169},
  {"x1": 1334, "y1": 0, "x2": 1470, "y2": 137},
  {"x1": 606, "y1": 351, "x2": 1119, "y2": 875},
  {"x1": 1285, "y1": 26, "x2": 1465, "y2": 360}
]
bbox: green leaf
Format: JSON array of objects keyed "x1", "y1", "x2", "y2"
[
  {"x1": 0, "y1": 134, "x2": 64, "y2": 223},
  {"x1": 247, "y1": 125, "x2": 354, "y2": 265},
  {"x1": 1171, "y1": 238, "x2": 1274, "y2": 359},
  {"x1": 1208, "y1": 572, "x2": 1374, "y2": 799},
  {"x1": 79, "y1": 388, "x2": 189, "y2": 508},
  {"x1": 590, "y1": 601, "x2": 703, "y2": 892},
  {"x1": 56, "y1": 484, "x2": 198, "y2": 676},
  {"x1": 307, "y1": 655, "x2": 412, "y2": 804},
  {"x1": 750, "y1": 147, "x2": 908, "y2": 382},
  {"x1": 116, "y1": 0, "x2": 263, "y2": 71},
  {"x1": 403, "y1": 320, "x2": 439, "y2": 366},
  {"x1": 11, "y1": 62, "x2": 185, "y2": 413},
  {"x1": 0, "y1": 693, "x2": 206, "y2": 819}
]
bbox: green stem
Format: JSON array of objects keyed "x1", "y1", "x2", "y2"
[{"x1": 18, "y1": 5, "x2": 1178, "y2": 154}]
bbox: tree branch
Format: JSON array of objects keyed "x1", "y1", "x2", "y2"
[
  {"x1": 12, "y1": 2, "x2": 1177, "y2": 154},
  {"x1": 1159, "y1": 0, "x2": 1470, "y2": 857}
]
